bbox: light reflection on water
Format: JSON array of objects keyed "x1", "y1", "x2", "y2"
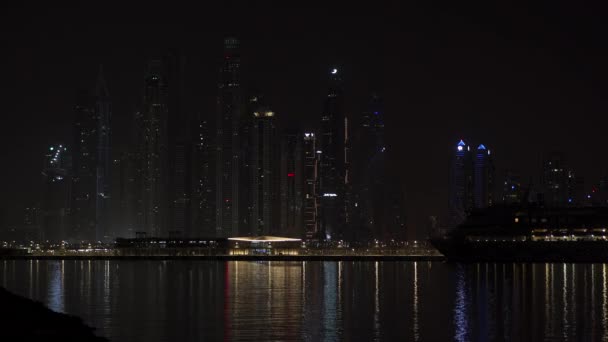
[{"x1": 1, "y1": 261, "x2": 608, "y2": 341}]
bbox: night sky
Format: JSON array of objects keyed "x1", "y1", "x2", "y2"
[{"x1": 2, "y1": 2, "x2": 608, "y2": 235}]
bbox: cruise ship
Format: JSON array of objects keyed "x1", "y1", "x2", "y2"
[{"x1": 430, "y1": 204, "x2": 608, "y2": 261}]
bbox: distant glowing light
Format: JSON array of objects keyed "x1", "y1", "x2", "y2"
[
  {"x1": 331, "y1": 68, "x2": 338, "y2": 74},
  {"x1": 478, "y1": 144, "x2": 486, "y2": 150},
  {"x1": 50, "y1": 147, "x2": 54, "y2": 151},
  {"x1": 323, "y1": 193, "x2": 337, "y2": 197},
  {"x1": 457, "y1": 146, "x2": 463, "y2": 151},
  {"x1": 287, "y1": 173, "x2": 295, "y2": 177}
]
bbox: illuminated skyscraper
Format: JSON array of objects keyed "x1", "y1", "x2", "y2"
[
  {"x1": 71, "y1": 90, "x2": 97, "y2": 240},
  {"x1": 250, "y1": 104, "x2": 278, "y2": 236},
  {"x1": 501, "y1": 171, "x2": 522, "y2": 204},
  {"x1": 42, "y1": 144, "x2": 71, "y2": 242},
  {"x1": 353, "y1": 93, "x2": 387, "y2": 241},
  {"x1": 193, "y1": 119, "x2": 215, "y2": 236},
  {"x1": 216, "y1": 37, "x2": 242, "y2": 237},
  {"x1": 95, "y1": 66, "x2": 112, "y2": 241},
  {"x1": 137, "y1": 60, "x2": 168, "y2": 237},
  {"x1": 303, "y1": 132, "x2": 319, "y2": 240},
  {"x1": 541, "y1": 152, "x2": 569, "y2": 206},
  {"x1": 449, "y1": 140, "x2": 473, "y2": 227},
  {"x1": 473, "y1": 144, "x2": 494, "y2": 209},
  {"x1": 70, "y1": 67, "x2": 112, "y2": 242},
  {"x1": 318, "y1": 67, "x2": 351, "y2": 241},
  {"x1": 280, "y1": 130, "x2": 304, "y2": 238}
]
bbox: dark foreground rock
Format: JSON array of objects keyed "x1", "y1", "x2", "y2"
[{"x1": 0, "y1": 287, "x2": 108, "y2": 341}]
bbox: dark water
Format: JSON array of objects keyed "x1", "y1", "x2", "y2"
[{"x1": 0, "y1": 260, "x2": 606, "y2": 341}]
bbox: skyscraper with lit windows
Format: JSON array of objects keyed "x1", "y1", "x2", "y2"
[
  {"x1": 42, "y1": 144, "x2": 71, "y2": 242},
  {"x1": 95, "y1": 66, "x2": 112, "y2": 241},
  {"x1": 473, "y1": 144, "x2": 494, "y2": 209},
  {"x1": 318, "y1": 67, "x2": 351, "y2": 241},
  {"x1": 137, "y1": 59, "x2": 168, "y2": 237},
  {"x1": 280, "y1": 130, "x2": 304, "y2": 238},
  {"x1": 250, "y1": 103, "x2": 278, "y2": 236},
  {"x1": 72, "y1": 89, "x2": 97, "y2": 241},
  {"x1": 303, "y1": 132, "x2": 319, "y2": 240},
  {"x1": 449, "y1": 140, "x2": 473, "y2": 227},
  {"x1": 216, "y1": 37, "x2": 242, "y2": 237}
]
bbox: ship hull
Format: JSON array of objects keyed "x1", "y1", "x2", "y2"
[{"x1": 431, "y1": 238, "x2": 608, "y2": 262}]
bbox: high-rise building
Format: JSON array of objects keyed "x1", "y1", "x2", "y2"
[
  {"x1": 22, "y1": 206, "x2": 41, "y2": 242},
  {"x1": 42, "y1": 144, "x2": 71, "y2": 242},
  {"x1": 250, "y1": 104, "x2": 278, "y2": 236},
  {"x1": 449, "y1": 140, "x2": 473, "y2": 227},
  {"x1": 70, "y1": 67, "x2": 112, "y2": 242},
  {"x1": 303, "y1": 132, "x2": 319, "y2": 240},
  {"x1": 318, "y1": 67, "x2": 351, "y2": 241},
  {"x1": 353, "y1": 93, "x2": 387, "y2": 241},
  {"x1": 501, "y1": 171, "x2": 522, "y2": 204},
  {"x1": 473, "y1": 144, "x2": 494, "y2": 209},
  {"x1": 450, "y1": 140, "x2": 495, "y2": 226},
  {"x1": 541, "y1": 152, "x2": 569, "y2": 206},
  {"x1": 164, "y1": 50, "x2": 193, "y2": 237},
  {"x1": 216, "y1": 37, "x2": 242, "y2": 237},
  {"x1": 71, "y1": 90, "x2": 97, "y2": 241},
  {"x1": 280, "y1": 130, "x2": 304, "y2": 238},
  {"x1": 193, "y1": 118, "x2": 215, "y2": 237},
  {"x1": 137, "y1": 59, "x2": 169, "y2": 237},
  {"x1": 95, "y1": 66, "x2": 112, "y2": 242}
]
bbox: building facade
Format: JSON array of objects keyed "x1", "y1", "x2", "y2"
[
  {"x1": 449, "y1": 140, "x2": 474, "y2": 227},
  {"x1": 249, "y1": 105, "x2": 278, "y2": 236},
  {"x1": 318, "y1": 68, "x2": 351, "y2": 241},
  {"x1": 42, "y1": 144, "x2": 71, "y2": 242},
  {"x1": 215, "y1": 37, "x2": 242, "y2": 237}
]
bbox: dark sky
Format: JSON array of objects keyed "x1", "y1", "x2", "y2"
[{"x1": 2, "y1": 2, "x2": 608, "y2": 236}]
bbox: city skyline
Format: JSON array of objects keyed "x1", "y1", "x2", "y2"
[{"x1": 2, "y1": 3, "x2": 608, "y2": 237}]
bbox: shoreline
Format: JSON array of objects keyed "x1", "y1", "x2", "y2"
[
  {"x1": 0, "y1": 254, "x2": 445, "y2": 261},
  {"x1": 0, "y1": 286, "x2": 107, "y2": 341}
]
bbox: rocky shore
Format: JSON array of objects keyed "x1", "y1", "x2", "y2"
[{"x1": 0, "y1": 287, "x2": 108, "y2": 341}]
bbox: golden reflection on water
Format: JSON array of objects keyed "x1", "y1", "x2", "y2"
[{"x1": 2, "y1": 261, "x2": 608, "y2": 341}]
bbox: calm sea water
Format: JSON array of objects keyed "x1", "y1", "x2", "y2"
[{"x1": 0, "y1": 260, "x2": 606, "y2": 341}]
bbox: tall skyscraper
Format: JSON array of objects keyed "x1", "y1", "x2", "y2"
[
  {"x1": 164, "y1": 50, "x2": 193, "y2": 237},
  {"x1": 137, "y1": 59, "x2": 168, "y2": 237},
  {"x1": 42, "y1": 144, "x2": 71, "y2": 242},
  {"x1": 473, "y1": 144, "x2": 494, "y2": 209},
  {"x1": 541, "y1": 152, "x2": 569, "y2": 206},
  {"x1": 95, "y1": 66, "x2": 112, "y2": 242},
  {"x1": 501, "y1": 171, "x2": 522, "y2": 204},
  {"x1": 70, "y1": 67, "x2": 112, "y2": 242},
  {"x1": 303, "y1": 132, "x2": 319, "y2": 240},
  {"x1": 193, "y1": 118, "x2": 215, "y2": 237},
  {"x1": 449, "y1": 140, "x2": 473, "y2": 227},
  {"x1": 250, "y1": 104, "x2": 278, "y2": 236},
  {"x1": 71, "y1": 90, "x2": 97, "y2": 241},
  {"x1": 353, "y1": 93, "x2": 387, "y2": 241},
  {"x1": 280, "y1": 130, "x2": 304, "y2": 238},
  {"x1": 216, "y1": 37, "x2": 242, "y2": 237},
  {"x1": 318, "y1": 67, "x2": 351, "y2": 241}
]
